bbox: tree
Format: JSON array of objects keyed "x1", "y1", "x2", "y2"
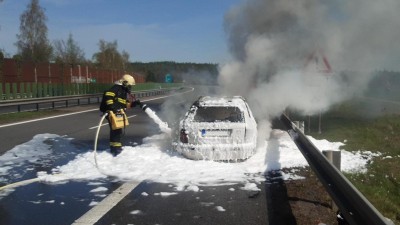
[
  {"x1": 15, "y1": 0, "x2": 52, "y2": 62},
  {"x1": 145, "y1": 70, "x2": 156, "y2": 82},
  {"x1": 121, "y1": 50, "x2": 130, "y2": 70},
  {"x1": 92, "y1": 39, "x2": 129, "y2": 71},
  {"x1": 53, "y1": 33, "x2": 86, "y2": 65}
]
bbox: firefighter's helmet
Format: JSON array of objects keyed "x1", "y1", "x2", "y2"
[{"x1": 117, "y1": 74, "x2": 135, "y2": 86}]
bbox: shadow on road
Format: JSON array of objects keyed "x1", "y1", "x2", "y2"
[
  {"x1": 264, "y1": 118, "x2": 297, "y2": 225},
  {"x1": 265, "y1": 170, "x2": 297, "y2": 225}
]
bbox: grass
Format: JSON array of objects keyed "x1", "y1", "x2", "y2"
[{"x1": 293, "y1": 100, "x2": 400, "y2": 224}]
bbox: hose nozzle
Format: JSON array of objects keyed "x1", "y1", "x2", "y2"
[{"x1": 141, "y1": 104, "x2": 148, "y2": 111}]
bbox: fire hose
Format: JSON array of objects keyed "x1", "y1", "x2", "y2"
[{"x1": 93, "y1": 112, "x2": 108, "y2": 169}]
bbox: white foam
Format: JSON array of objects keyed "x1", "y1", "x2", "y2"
[
  {"x1": 0, "y1": 134, "x2": 58, "y2": 177},
  {"x1": 40, "y1": 130, "x2": 374, "y2": 189},
  {"x1": 0, "y1": 129, "x2": 381, "y2": 191},
  {"x1": 144, "y1": 108, "x2": 171, "y2": 134},
  {"x1": 240, "y1": 182, "x2": 260, "y2": 191},
  {"x1": 155, "y1": 192, "x2": 178, "y2": 197},
  {"x1": 130, "y1": 210, "x2": 143, "y2": 215},
  {"x1": 90, "y1": 187, "x2": 108, "y2": 193},
  {"x1": 185, "y1": 185, "x2": 200, "y2": 192},
  {"x1": 89, "y1": 201, "x2": 98, "y2": 206},
  {"x1": 215, "y1": 206, "x2": 226, "y2": 212}
]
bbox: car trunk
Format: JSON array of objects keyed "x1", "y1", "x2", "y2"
[{"x1": 186, "y1": 122, "x2": 246, "y2": 145}]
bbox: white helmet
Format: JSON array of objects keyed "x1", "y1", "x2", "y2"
[{"x1": 117, "y1": 74, "x2": 135, "y2": 86}]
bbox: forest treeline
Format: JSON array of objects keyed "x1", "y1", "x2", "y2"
[{"x1": 128, "y1": 61, "x2": 219, "y2": 84}]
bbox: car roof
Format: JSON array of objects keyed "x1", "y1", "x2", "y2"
[{"x1": 195, "y1": 96, "x2": 247, "y2": 108}]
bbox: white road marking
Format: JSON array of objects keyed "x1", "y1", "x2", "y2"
[
  {"x1": 0, "y1": 87, "x2": 194, "y2": 129},
  {"x1": 0, "y1": 109, "x2": 98, "y2": 128},
  {"x1": 72, "y1": 181, "x2": 140, "y2": 225},
  {"x1": 88, "y1": 115, "x2": 137, "y2": 130}
]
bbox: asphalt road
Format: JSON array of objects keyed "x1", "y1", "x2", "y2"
[{"x1": 0, "y1": 87, "x2": 297, "y2": 225}]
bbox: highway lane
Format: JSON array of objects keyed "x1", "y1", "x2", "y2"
[
  {"x1": 0, "y1": 87, "x2": 283, "y2": 225},
  {"x1": 96, "y1": 182, "x2": 268, "y2": 225},
  {"x1": 0, "y1": 86, "x2": 206, "y2": 154},
  {"x1": 0, "y1": 90, "x2": 193, "y2": 225},
  {"x1": 0, "y1": 97, "x2": 171, "y2": 155}
]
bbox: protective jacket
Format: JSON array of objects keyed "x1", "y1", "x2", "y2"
[
  {"x1": 99, "y1": 84, "x2": 131, "y2": 156},
  {"x1": 100, "y1": 84, "x2": 130, "y2": 113}
]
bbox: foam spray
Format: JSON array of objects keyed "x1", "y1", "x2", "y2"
[{"x1": 142, "y1": 105, "x2": 172, "y2": 135}]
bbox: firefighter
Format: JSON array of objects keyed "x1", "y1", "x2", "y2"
[{"x1": 100, "y1": 74, "x2": 143, "y2": 156}]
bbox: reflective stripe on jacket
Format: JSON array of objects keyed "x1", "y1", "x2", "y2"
[{"x1": 100, "y1": 84, "x2": 129, "y2": 112}]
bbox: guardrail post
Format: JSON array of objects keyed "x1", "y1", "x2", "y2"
[
  {"x1": 322, "y1": 150, "x2": 341, "y2": 215},
  {"x1": 294, "y1": 121, "x2": 305, "y2": 133},
  {"x1": 322, "y1": 150, "x2": 341, "y2": 171}
]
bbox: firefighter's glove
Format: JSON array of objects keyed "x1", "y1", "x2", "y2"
[{"x1": 132, "y1": 99, "x2": 140, "y2": 108}]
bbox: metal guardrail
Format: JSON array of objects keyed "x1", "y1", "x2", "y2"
[
  {"x1": 280, "y1": 114, "x2": 391, "y2": 225},
  {"x1": 0, "y1": 88, "x2": 177, "y2": 114}
]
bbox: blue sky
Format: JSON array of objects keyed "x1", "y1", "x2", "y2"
[{"x1": 0, "y1": 0, "x2": 242, "y2": 63}]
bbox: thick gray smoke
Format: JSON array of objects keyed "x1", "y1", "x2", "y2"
[{"x1": 219, "y1": 0, "x2": 400, "y2": 125}]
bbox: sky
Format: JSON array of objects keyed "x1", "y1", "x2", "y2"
[{"x1": 0, "y1": 0, "x2": 242, "y2": 63}]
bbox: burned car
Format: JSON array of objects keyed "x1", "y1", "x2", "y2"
[{"x1": 174, "y1": 96, "x2": 257, "y2": 161}]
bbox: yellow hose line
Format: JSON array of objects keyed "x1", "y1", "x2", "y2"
[
  {"x1": 0, "y1": 177, "x2": 41, "y2": 191},
  {"x1": 93, "y1": 113, "x2": 117, "y2": 178},
  {"x1": 0, "y1": 173, "x2": 67, "y2": 192},
  {"x1": 94, "y1": 113, "x2": 108, "y2": 169}
]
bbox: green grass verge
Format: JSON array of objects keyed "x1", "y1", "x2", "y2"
[{"x1": 295, "y1": 101, "x2": 400, "y2": 224}]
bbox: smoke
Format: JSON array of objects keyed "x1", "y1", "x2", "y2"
[{"x1": 219, "y1": 0, "x2": 400, "y2": 134}]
